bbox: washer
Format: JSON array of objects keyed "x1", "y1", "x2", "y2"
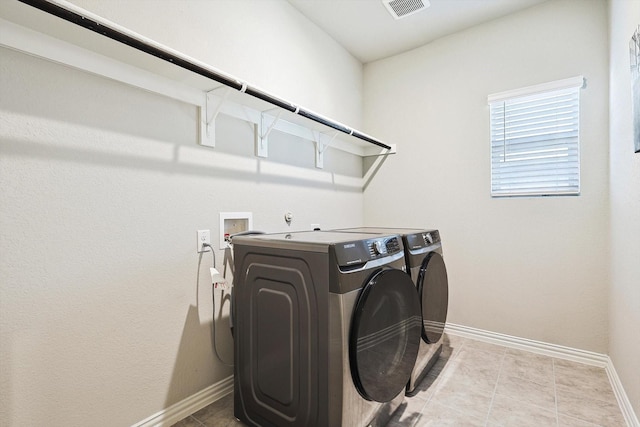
[
  {"x1": 232, "y1": 231, "x2": 422, "y2": 427},
  {"x1": 332, "y1": 227, "x2": 449, "y2": 396}
]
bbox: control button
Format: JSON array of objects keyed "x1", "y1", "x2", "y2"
[{"x1": 385, "y1": 238, "x2": 399, "y2": 253}]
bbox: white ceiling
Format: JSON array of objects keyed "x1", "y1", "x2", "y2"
[{"x1": 286, "y1": 0, "x2": 549, "y2": 63}]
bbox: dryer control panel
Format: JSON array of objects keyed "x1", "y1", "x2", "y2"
[
  {"x1": 334, "y1": 236, "x2": 403, "y2": 267},
  {"x1": 405, "y1": 230, "x2": 440, "y2": 250}
]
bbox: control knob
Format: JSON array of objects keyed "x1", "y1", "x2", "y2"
[
  {"x1": 372, "y1": 240, "x2": 385, "y2": 255},
  {"x1": 424, "y1": 233, "x2": 433, "y2": 245}
]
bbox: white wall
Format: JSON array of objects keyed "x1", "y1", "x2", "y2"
[
  {"x1": 608, "y1": 0, "x2": 640, "y2": 415},
  {"x1": 68, "y1": 0, "x2": 363, "y2": 127},
  {"x1": 3, "y1": 0, "x2": 637, "y2": 425},
  {"x1": 0, "y1": 1, "x2": 364, "y2": 425},
  {"x1": 363, "y1": 0, "x2": 610, "y2": 352}
]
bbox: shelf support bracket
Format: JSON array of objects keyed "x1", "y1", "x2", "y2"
[
  {"x1": 256, "y1": 109, "x2": 282, "y2": 158},
  {"x1": 199, "y1": 86, "x2": 230, "y2": 148},
  {"x1": 313, "y1": 131, "x2": 339, "y2": 169}
]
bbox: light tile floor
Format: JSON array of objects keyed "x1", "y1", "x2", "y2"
[{"x1": 172, "y1": 334, "x2": 627, "y2": 427}]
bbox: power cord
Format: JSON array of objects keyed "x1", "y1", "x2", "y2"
[
  {"x1": 203, "y1": 242, "x2": 216, "y2": 268},
  {"x1": 202, "y1": 242, "x2": 233, "y2": 367}
]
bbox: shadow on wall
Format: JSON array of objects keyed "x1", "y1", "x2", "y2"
[
  {"x1": 0, "y1": 132, "x2": 363, "y2": 194},
  {"x1": 163, "y1": 304, "x2": 232, "y2": 408},
  {"x1": 164, "y1": 250, "x2": 235, "y2": 407},
  {"x1": 0, "y1": 48, "x2": 366, "y2": 193}
]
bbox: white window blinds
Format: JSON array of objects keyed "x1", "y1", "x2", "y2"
[{"x1": 488, "y1": 76, "x2": 584, "y2": 197}]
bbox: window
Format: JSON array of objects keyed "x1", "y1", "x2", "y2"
[{"x1": 488, "y1": 76, "x2": 584, "y2": 197}]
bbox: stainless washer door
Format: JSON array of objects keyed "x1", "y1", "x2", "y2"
[
  {"x1": 349, "y1": 268, "x2": 421, "y2": 403},
  {"x1": 417, "y1": 252, "x2": 449, "y2": 344}
]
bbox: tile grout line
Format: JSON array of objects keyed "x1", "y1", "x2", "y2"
[
  {"x1": 415, "y1": 363, "x2": 489, "y2": 424},
  {"x1": 412, "y1": 393, "x2": 433, "y2": 427},
  {"x1": 482, "y1": 346, "x2": 507, "y2": 427},
  {"x1": 412, "y1": 343, "x2": 458, "y2": 427},
  {"x1": 553, "y1": 364, "x2": 628, "y2": 425},
  {"x1": 188, "y1": 415, "x2": 206, "y2": 427}
]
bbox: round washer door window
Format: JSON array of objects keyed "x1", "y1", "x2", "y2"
[
  {"x1": 417, "y1": 252, "x2": 449, "y2": 344},
  {"x1": 350, "y1": 268, "x2": 421, "y2": 403}
]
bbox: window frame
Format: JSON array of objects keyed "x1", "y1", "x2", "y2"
[{"x1": 488, "y1": 76, "x2": 585, "y2": 198}]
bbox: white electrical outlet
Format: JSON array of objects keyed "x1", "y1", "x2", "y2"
[{"x1": 197, "y1": 229, "x2": 211, "y2": 252}]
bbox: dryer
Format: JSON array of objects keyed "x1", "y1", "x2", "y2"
[
  {"x1": 332, "y1": 227, "x2": 449, "y2": 396},
  {"x1": 232, "y1": 231, "x2": 422, "y2": 427}
]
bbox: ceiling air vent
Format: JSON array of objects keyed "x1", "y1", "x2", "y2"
[{"x1": 382, "y1": 0, "x2": 430, "y2": 20}]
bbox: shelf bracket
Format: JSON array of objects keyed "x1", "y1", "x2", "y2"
[
  {"x1": 256, "y1": 109, "x2": 282, "y2": 158},
  {"x1": 313, "y1": 131, "x2": 339, "y2": 169},
  {"x1": 199, "y1": 86, "x2": 230, "y2": 148}
]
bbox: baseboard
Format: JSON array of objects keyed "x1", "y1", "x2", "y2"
[
  {"x1": 606, "y1": 357, "x2": 640, "y2": 427},
  {"x1": 445, "y1": 323, "x2": 609, "y2": 366},
  {"x1": 132, "y1": 375, "x2": 233, "y2": 427},
  {"x1": 445, "y1": 323, "x2": 639, "y2": 427}
]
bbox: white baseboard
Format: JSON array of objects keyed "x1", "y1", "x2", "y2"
[
  {"x1": 606, "y1": 357, "x2": 640, "y2": 427},
  {"x1": 445, "y1": 323, "x2": 608, "y2": 366},
  {"x1": 132, "y1": 375, "x2": 233, "y2": 427},
  {"x1": 445, "y1": 323, "x2": 639, "y2": 427}
]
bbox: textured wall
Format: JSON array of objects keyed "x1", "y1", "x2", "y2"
[
  {"x1": 363, "y1": 0, "x2": 610, "y2": 352},
  {"x1": 0, "y1": 1, "x2": 364, "y2": 425},
  {"x1": 608, "y1": 0, "x2": 640, "y2": 415},
  {"x1": 67, "y1": 0, "x2": 363, "y2": 127}
]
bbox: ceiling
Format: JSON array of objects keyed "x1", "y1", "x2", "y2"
[{"x1": 286, "y1": 0, "x2": 549, "y2": 63}]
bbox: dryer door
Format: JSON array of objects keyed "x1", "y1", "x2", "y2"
[
  {"x1": 417, "y1": 252, "x2": 449, "y2": 344},
  {"x1": 350, "y1": 268, "x2": 421, "y2": 403}
]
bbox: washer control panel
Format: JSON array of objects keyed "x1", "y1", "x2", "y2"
[
  {"x1": 367, "y1": 236, "x2": 402, "y2": 258},
  {"x1": 334, "y1": 236, "x2": 403, "y2": 267}
]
